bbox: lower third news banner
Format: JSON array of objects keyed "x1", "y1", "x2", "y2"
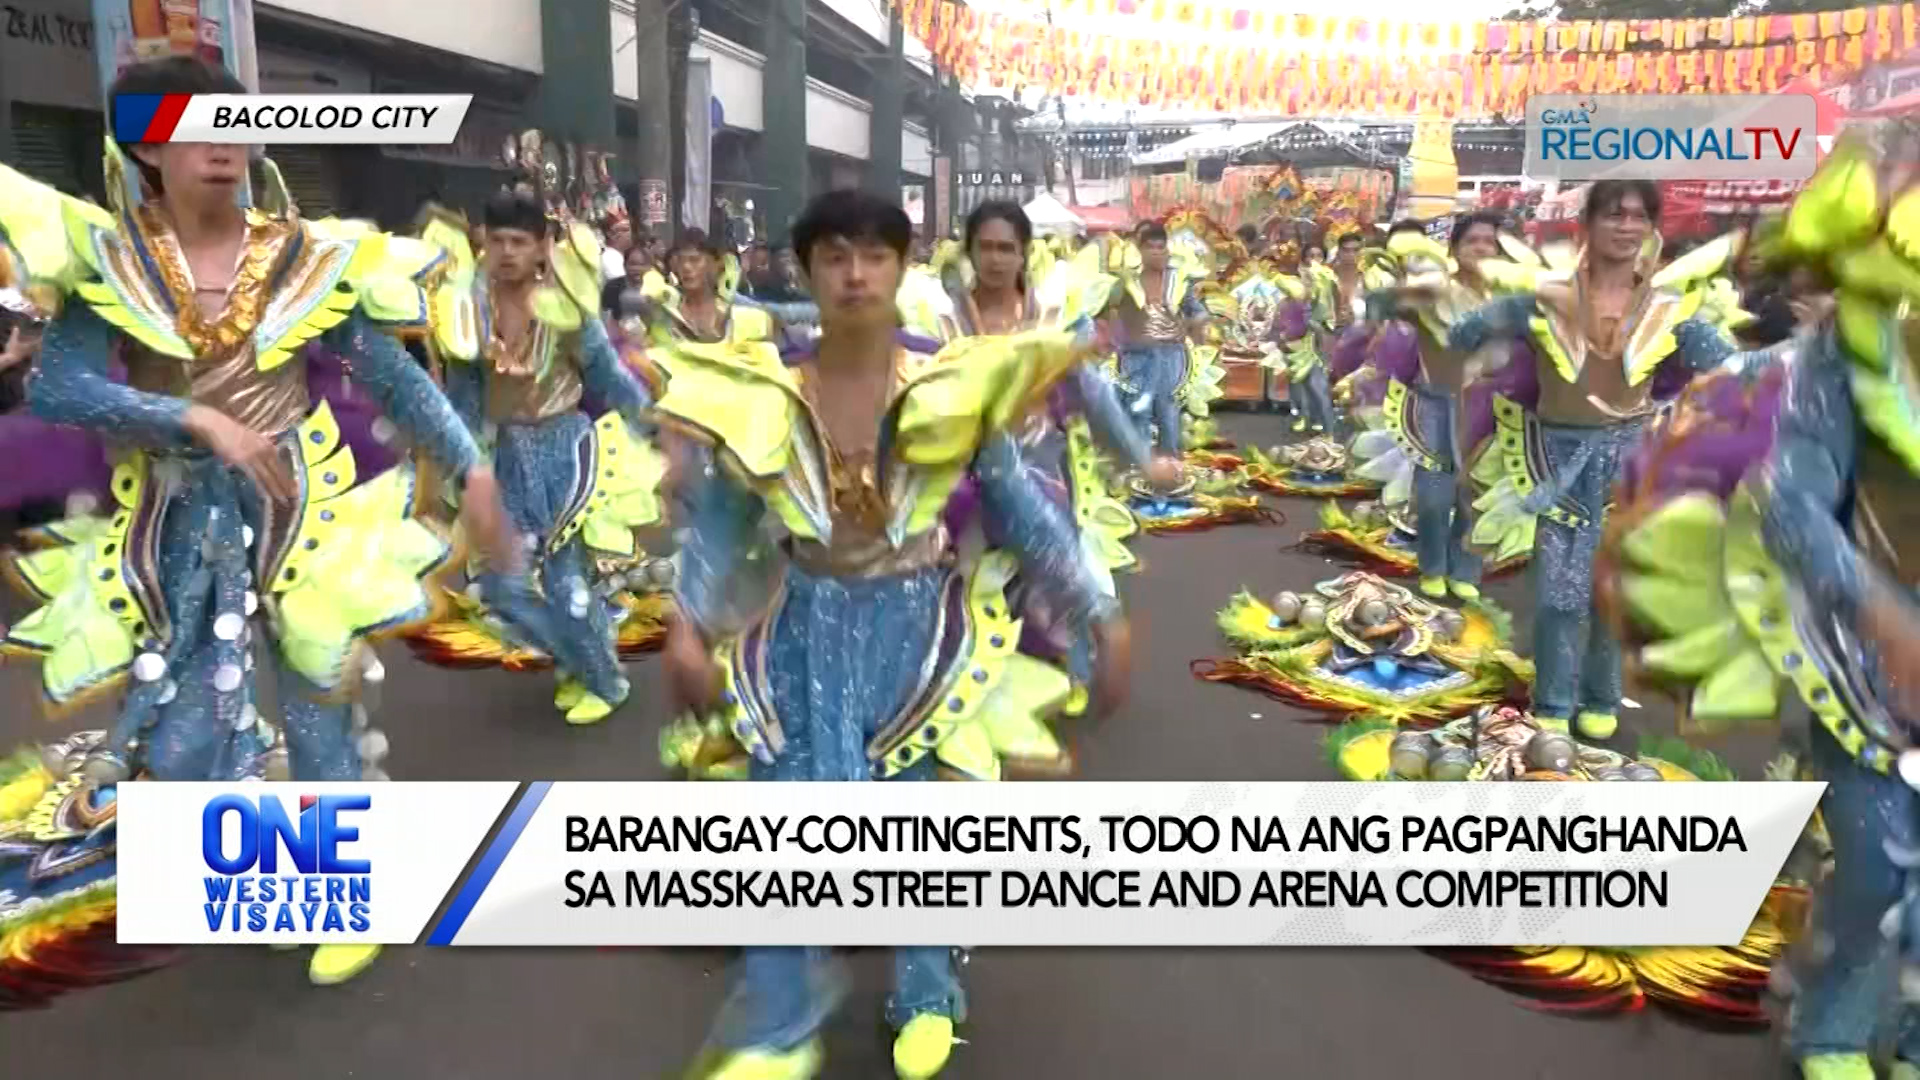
[{"x1": 113, "y1": 781, "x2": 1823, "y2": 948}]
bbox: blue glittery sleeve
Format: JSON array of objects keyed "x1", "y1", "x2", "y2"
[
  {"x1": 326, "y1": 314, "x2": 479, "y2": 477},
  {"x1": 975, "y1": 432, "x2": 1120, "y2": 629},
  {"x1": 575, "y1": 318, "x2": 654, "y2": 427},
  {"x1": 1179, "y1": 289, "x2": 1206, "y2": 321},
  {"x1": 672, "y1": 444, "x2": 767, "y2": 640},
  {"x1": 734, "y1": 298, "x2": 821, "y2": 326},
  {"x1": 1074, "y1": 362, "x2": 1151, "y2": 471},
  {"x1": 1672, "y1": 316, "x2": 1738, "y2": 372},
  {"x1": 1756, "y1": 332, "x2": 1865, "y2": 617},
  {"x1": 1447, "y1": 294, "x2": 1537, "y2": 353},
  {"x1": 27, "y1": 303, "x2": 191, "y2": 447},
  {"x1": 1363, "y1": 288, "x2": 1404, "y2": 324}
]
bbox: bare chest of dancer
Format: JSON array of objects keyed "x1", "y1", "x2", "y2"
[
  {"x1": 1533, "y1": 275, "x2": 1650, "y2": 427},
  {"x1": 792, "y1": 353, "x2": 948, "y2": 577}
]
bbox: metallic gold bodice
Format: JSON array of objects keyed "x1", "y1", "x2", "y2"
[
  {"x1": 1120, "y1": 273, "x2": 1184, "y2": 343},
  {"x1": 483, "y1": 313, "x2": 584, "y2": 424},
  {"x1": 784, "y1": 352, "x2": 952, "y2": 578},
  {"x1": 118, "y1": 207, "x2": 317, "y2": 435},
  {"x1": 125, "y1": 337, "x2": 310, "y2": 435}
]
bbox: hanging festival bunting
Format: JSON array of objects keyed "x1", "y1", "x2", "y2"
[
  {"x1": 938, "y1": 0, "x2": 1904, "y2": 58},
  {"x1": 894, "y1": 0, "x2": 1920, "y2": 116}
]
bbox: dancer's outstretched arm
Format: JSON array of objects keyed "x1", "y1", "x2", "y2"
[
  {"x1": 976, "y1": 431, "x2": 1120, "y2": 633},
  {"x1": 29, "y1": 305, "x2": 192, "y2": 447}
]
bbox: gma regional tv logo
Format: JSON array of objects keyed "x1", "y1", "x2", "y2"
[
  {"x1": 201, "y1": 793, "x2": 372, "y2": 934},
  {"x1": 1524, "y1": 93, "x2": 1818, "y2": 183}
]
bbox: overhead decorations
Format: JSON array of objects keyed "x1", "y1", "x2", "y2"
[{"x1": 892, "y1": 0, "x2": 1912, "y2": 116}]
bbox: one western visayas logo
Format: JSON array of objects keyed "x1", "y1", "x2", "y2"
[{"x1": 201, "y1": 794, "x2": 372, "y2": 933}]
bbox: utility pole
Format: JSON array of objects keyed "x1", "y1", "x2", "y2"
[
  {"x1": 758, "y1": 0, "x2": 809, "y2": 245},
  {"x1": 667, "y1": 0, "x2": 697, "y2": 232},
  {"x1": 631, "y1": 0, "x2": 675, "y2": 239},
  {"x1": 866, "y1": 7, "x2": 906, "y2": 197}
]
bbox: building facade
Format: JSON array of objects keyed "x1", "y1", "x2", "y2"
[{"x1": 0, "y1": 0, "x2": 1013, "y2": 240}]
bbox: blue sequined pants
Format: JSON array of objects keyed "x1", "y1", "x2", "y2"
[
  {"x1": 1290, "y1": 362, "x2": 1336, "y2": 434},
  {"x1": 478, "y1": 413, "x2": 627, "y2": 704},
  {"x1": 138, "y1": 459, "x2": 353, "y2": 781},
  {"x1": 712, "y1": 564, "x2": 964, "y2": 1051},
  {"x1": 1793, "y1": 724, "x2": 1920, "y2": 1062},
  {"x1": 1117, "y1": 343, "x2": 1188, "y2": 455},
  {"x1": 1409, "y1": 383, "x2": 1481, "y2": 586},
  {"x1": 1528, "y1": 418, "x2": 1641, "y2": 721}
]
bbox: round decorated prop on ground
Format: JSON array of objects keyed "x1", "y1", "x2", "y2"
[
  {"x1": 0, "y1": 732, "x2": 178, "y2": 1010},
  {"x1": 1326, "y1": 706, "x2": 1804, "y2": 1026},
  {"x1": 1123, "y1": 463, "x2": 1276, "y2": 534},
  {"x1": 1300, "y1": 500, "x2": 1530, "y2": 579},
  {"x1": 404, "y1": 557, "x2": 676, "y2": 669},
  {"x1": 1194, "y1": 571, "x2": 1530, "y2": 726},
  {"x1": 1243, "y1": 437, "x2": 1384, "y2": 498}
]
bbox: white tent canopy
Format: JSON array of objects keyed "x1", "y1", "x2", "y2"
[{"x1": 1022, "y1": 191, "x2": 1085, "y2": 234}]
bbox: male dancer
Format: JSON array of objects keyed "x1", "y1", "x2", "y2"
[
  {"x1": 1449, "y1": 181, "x2": 1734, "y2": 740},
  {"x1": 1366, "y1": 212, "x2": 1504, "y2": 601},
  {"x1": 657, "y1": 190, "x2": 1129, "y2": 1079},
  {"x1": 1108, "y1": 223, "x2": 1206, "y2": 456},
  {"x1": 1, "y1": 56, "x2": 520, "y2": 984},
  {"x1": 443, "y1": 189, "x2": 660, "y2": 724},
  {"x1": 634, "y1": 229, "x2": 774, "y2": 346}
]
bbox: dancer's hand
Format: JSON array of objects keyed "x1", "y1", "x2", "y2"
[
  {"x1": 1146, "y1": 454, "x2": 1182, "y2": 492},
  {"x1": 458, "y1": 466, "x2": 524, "y2": 575},
  {"x1": 1089, "y1": 614, "x2": 1133, "y2": 718},
  {"x1": 664, "y1": 615, "x2": 723, "y2": 713},
  {"x1": 0, "y1": 326, "x2": 33, "y2": 372},
  {"x1": 186, "y1": 404, "x2": 297, "y2": 503}
]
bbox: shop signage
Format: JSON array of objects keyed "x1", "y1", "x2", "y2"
[
  {"x1": 959, "y1": 170, "x2": 1026, "y2": 186},
  {"x1": 1, "y1": 0, "x2": 98, "y2": 109},
  {"x1": 640, "y1": 178, "x2": 669, "y2": 225}
]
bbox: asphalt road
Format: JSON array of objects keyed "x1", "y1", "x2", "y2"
[{"x1": 0, "y1": 413, "x2": 1789, "y2": 1078}]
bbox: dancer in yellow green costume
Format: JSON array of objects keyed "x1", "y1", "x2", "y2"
[
  {"x1": 1599, "y1": 129, "x2": 1920, "y2": 1080},
  {"x1": 656, "y1": 190, "x2": 1131, "y2": 1080},
  {"x1": 434, "y1": 186, "x2": 665, "y2": 725},
  {"x1": 1449, "y1": 183, "x2": 1743, "y2": 741},
  {"x1": 0, "y1": 56, "x2": 523, "y2": 988}
]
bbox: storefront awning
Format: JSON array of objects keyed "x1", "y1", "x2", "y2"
[{"x1": 1131, "y1": 122, "x2": 1293, "y2": 167}]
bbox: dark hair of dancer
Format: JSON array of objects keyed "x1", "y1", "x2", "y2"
[
  {"x1": 667, "y1": 228, "x2": 722, "y2": 261},
  {"x1": 1582, "y1": 180, "x2": 1663, "y2": 225},
  {"x1": 1136, "y1": 223, "x2": 1169, "y2": 245},
  {"x1": 109, "y1": 57, "x2": 247, "y2": 196},
  {"x1": 1449, "y1": 211, "x2": 1506, "y2": 251},
  {"x1": 790, "y1": 189, "x2": 913, "y2": 271},
  {"x1": 1388, "y1": 219, "x2": 1427, "y2": 238},
  {"x1": 482, "y1": 189, "x2": 550, "y2": 236},
  {"x1": 963, "y1": 201, "x2": 1033, "y2": 252}
]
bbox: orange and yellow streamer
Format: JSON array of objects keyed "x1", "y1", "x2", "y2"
[{"x1": 895, "y1": 0, "x2": 1916, "y2": 116}]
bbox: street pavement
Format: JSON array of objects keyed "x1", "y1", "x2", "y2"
[{"x1": 0, "y1": 413, "x2": 1789, "y2": 1078}]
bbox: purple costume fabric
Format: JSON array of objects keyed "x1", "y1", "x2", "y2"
[
  {"x1": 305, "y1": 344, "x2": 400, "y2": 476},
  {"x1": 1273, "y1": 298, "x2": 1310, "y2": 344},
  {"x1": 0, "y1": 344, "x2": 402, "y2": 514},
  {"x1": 1460, "y1": 337, "x2": 1541, "y2": 453},
  {"x1": 1366, "y1": 322, "x2": 1422, "y2": 384},
  {"x1": 1620, "y1": 364, "x2": 1784, "y2": 501},
  {"x1": 1327, "y1": 325, "x2": 1374, "y2": 384}
]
